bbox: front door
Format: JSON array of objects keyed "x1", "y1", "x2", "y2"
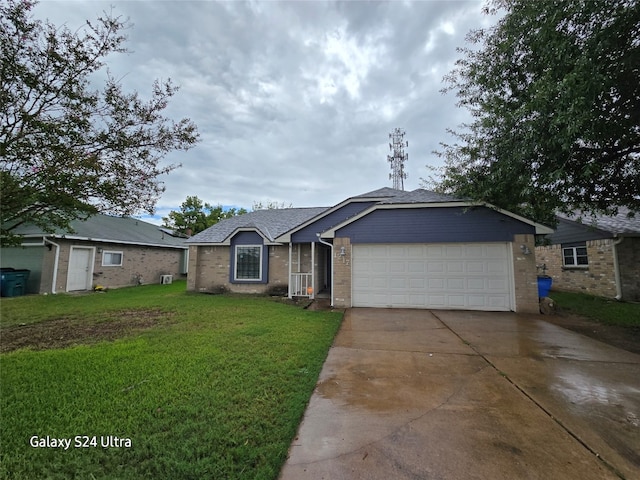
[{"x1": 67, "y1": 247, "x2": 94, "y2": 291}]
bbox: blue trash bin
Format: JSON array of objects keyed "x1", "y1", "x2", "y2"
[{"x1": 537, "y1": 276, "x2": 553, "y2": 298}]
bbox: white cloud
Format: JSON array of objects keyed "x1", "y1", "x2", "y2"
[{"x1": 32, "y1": 0, "x2": 496, "y2": 213}]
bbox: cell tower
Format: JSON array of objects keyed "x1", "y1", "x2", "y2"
[{"x1": 387, "y1": 128, "x2": 408, "y2": 190}]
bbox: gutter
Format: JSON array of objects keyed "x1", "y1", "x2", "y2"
[
  {"x1": 612, "y1": 236, "x2": 624, "y2": 300},
  {"x1": 46, "y1": 234, "x2": 187, "y2": 250},
  {"x1": 44, "y1": 237, "x2": 60, "y2": 294},
  {"x1": 316, "y1": 234, "x2": 334, "y2": 307}
]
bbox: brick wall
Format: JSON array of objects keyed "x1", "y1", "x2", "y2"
[
  {"x1": 535, "y1": 239, "x2": 618, "y2": 298},
  {"x1": 332, "y1": 237, "x2": 352, "y2": 308},
  {"x1": 187, "y1": 244, "x2": 289, "y2": 294},
  {"x1": 511, "y1": 234, "x2": 540, "y2": 314},
  {"x1": 47, "y1": 239, "x2": 186, "y2": 292}
]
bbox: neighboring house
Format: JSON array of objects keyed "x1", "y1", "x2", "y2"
[
  {"x1": 1, "y1": 215, "x2": 188, "y2": 294},
  {"x1": 535, "y1": 208, "x2": 640, "y2": 301},
  {"x1": 187, "y1": 188, "x2": 552, "y2": 313}
]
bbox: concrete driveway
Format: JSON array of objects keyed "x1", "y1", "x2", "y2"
[{"x1": 279, "y1": 309, "x2": 640, "y2": 480}]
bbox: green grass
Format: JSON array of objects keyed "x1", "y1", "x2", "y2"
[
  {"x1": 550, "y1": 290, "x2": 640, "y2": 327},
  {"x1": 0, "y1": 282, "x2": 343, "y2": 479}
]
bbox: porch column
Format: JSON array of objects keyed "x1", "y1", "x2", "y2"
[
  {"x1": 311, "y1": 241, "x2": 315, "y2": 299},
  {"x1": 288, "y1": 242, "x2": 293, "y2": 298}
]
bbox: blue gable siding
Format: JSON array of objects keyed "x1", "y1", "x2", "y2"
[
  {"x1": 231, "y1": 231, "x2": 264, "y2": 245},
  {"x1": 229, "y1": 231, "x2": 268, "y2": 283},
  {"x1": 292, "y1": 202, "x2": 376, "y2": 243},
  {"x1": 335, "y1": 206, "x2": 535, "y2": 243}
]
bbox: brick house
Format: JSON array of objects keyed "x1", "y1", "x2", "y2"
[
  {"x1": 187, "y1": 188, "x2": 552, "y2": 313},
  {"x1": 1, "y1": 215, "x2": 188, "y2": 294},
  {"x1": 535, "y1": 208, "x2": 640, "y2": 301}
]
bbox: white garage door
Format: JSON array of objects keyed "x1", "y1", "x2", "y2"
[{"x1": 352, "y1": 243, "x2": 513, "y2": 311}]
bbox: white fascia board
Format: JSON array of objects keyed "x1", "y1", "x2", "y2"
[
  {"x1": 198, "y1": 228, "x2": 282, "y2": 246},
  {"x1": 320, "y1": 202, "x2": 554, "y2": 238},
  {"x1": 47, "y1": 234, "x2": 188, "y2": 249},
  {"x1": 274, "y1": 198, "x2": 386, "y2": 243}
]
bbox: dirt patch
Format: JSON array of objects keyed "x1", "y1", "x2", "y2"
[
  {"x1": 541, "y1": 312, "x2": 640, "y2": 355},
  {"x1": 1, "y1": 309, "x2": 173, "y2": 353}
]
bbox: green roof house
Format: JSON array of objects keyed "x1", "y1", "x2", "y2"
[{"x1": 1, "y1": 215, "x2": 188, "y2": 294}]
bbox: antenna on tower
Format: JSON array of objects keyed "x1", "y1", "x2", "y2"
[{"x1": 387, "y1": 128, "x2": 408, "y2": 190}]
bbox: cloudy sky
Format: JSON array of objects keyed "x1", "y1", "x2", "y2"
[{"x1": 34, "y1": 0, "x2": 499, "y2": 223}]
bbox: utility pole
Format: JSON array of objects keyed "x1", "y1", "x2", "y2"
[{"x1": 388, "y1": 128, "x2": 408, "y2": 190}]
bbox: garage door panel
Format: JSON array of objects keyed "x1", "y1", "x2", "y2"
[
  {"x1": 447, "y1": 261, "x2": 464, "y2": 273},
  {"x1": 488, "y1": 278, "x2": 508, "y2": 290},
  {"x1": 408, "y1": 263, "x2": 425, "y2": 273},
  {"x1": 468, "y1": 278, "x2": 485, "y2": 290},
  {"x1": 352, "y1": 243, "x2": 513, "y2": 311},
  {"x1": 488, "y1": 260, "x2": 507, "y2": 273},
  {"x1": 468, "y1": 295, "x2": 487, "y2": 307},
  {"x1": 466, "y1": 261, "x2": 485, "y2": 273},
  {"x1": 427, "y1": 262, "x2": 445, "y2": 273}
]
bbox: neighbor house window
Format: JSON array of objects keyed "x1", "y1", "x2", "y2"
[
  {"x1": 102, "y1": 251, "x2": 123, "y2": 266},
  {"x1": 562, "y1": 245, "x2": 588, "y2": 267},
  {"x1": 235, "y1": 246, "x2": 262, "y2": 280}
]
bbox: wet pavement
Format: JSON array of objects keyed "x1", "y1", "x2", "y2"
[{"x1": 279, "y1": 309, "x2": 640, "y2": 480}]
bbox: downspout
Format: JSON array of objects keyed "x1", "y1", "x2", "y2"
[
  {"x1": 316, "y1": 234, "x2": 334, "y2": 307},
  {"x1": 44, "y1": 237, "x2": 60, "y2": 294},
  {"x1": 612, "y1": 236, "x2": 624, "y2": 300},
  {"x1": 288, "y1": 242, "x2": 293, "y2": 299}
]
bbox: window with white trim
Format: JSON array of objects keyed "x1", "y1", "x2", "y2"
[
  {"x1": 102, "y1": 250, "x2": 123, "y2": 266},
  {"x1": 562, "y1": 245, "x2": 588, "y2": 267},
  {"x1": 234, "y1": 246, "x2": 262, "y2": 280}
]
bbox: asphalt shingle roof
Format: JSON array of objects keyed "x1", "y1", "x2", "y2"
[
  {"x1": 14, "y1": 214, "x2": 188, "y2": 248},
  {"x1": 378, "y1": 188, "x2": 465, "y2": 204},
  {"x1": 559, "y1": 207, "x2": 640, "y2": 235},
  {"x1": 187, "y1": 207, "x2": 329, "y2": 244}
]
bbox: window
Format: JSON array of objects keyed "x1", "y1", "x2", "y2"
[
  {"x1": 235, "y1": 246, "x2": 262, "y2": 280},
  {"x1": 562, "y1": 246, "x2": 588, "y2": 267},
  {"x1": 102, "y1": 251, "x2": 123, "y2": 266}
]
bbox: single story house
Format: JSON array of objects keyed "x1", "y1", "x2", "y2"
[
  {"x1": 187, "y1": 188, "x2": 553, "y2": 313},
  {"x1": 535, "y1": 208, "x2": 640, "y2": 301},
  {"x1": 1, "y1": 215, "x2": 188, "y2": 294}
]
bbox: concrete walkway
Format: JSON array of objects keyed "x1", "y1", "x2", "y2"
[{"x1": 279, "y1": 309, "x2": 640, "y2": 480}]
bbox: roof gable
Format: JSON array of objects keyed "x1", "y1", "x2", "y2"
[{"x1": 187, "y1": 207, "x2": 328, "y2": 244}]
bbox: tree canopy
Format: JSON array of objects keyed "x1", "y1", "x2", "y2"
[
  {"x1": 429, "y1": 0, "x2": 639, "y2": 224},
  {"x1": 1, "y1": 0, "x2": 199, "y2": 243},
  {"x1": 162, "y1": 196, "x2": 247, "y2": 236}
]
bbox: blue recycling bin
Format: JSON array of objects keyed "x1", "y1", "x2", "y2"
[
  {"x1": 1, "y1": 268, "x2": 30, "y2": 297},
  {"x1": 537, "y1": 276, "x2": 553, "y2": 298}
]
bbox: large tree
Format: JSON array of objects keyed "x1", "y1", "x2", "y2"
[
  {"x1": 1, "y1": 0, "x2": 199, "y2": 243},
  {"x1": 162, "y1": 196, "x2": 246, "y2": 236},
  {"x1": 430, "y1": 0, "x2": 639, "y2": 224}
]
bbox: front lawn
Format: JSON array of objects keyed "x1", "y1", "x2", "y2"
[
  {"x1": 0, "y1": 282, "x2": 342, "y2": 479},
  {"x1": 549, "y1": 290, "x2": 640, "y2": 327}
]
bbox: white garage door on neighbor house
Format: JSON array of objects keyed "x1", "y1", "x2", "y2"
[{"x1": 352, "y1": 243, "x2": 514, "y2": 311}]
